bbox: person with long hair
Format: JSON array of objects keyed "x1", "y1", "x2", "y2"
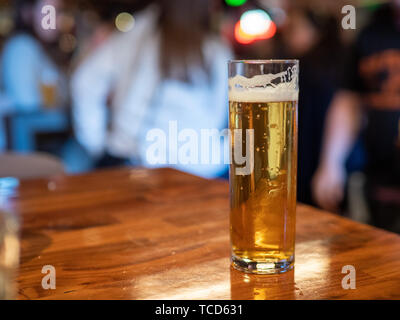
[{"x1": 71, "y1": 0, "x2": 232, "y2": 178}]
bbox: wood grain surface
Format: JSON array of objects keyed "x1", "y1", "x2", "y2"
[{"x1": 2, "y1": 167, "x2": 399, "y2": 299}]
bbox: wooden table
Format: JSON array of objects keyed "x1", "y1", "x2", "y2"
[{"x1": 3, "y1": 168, "x2": 400, "y2": 299}]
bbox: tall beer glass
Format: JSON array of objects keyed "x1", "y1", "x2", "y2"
[{"x1": 228, "y1": 60, "x2": 299, "y2": 274}]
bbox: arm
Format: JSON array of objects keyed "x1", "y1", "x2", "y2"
[
  {"x1": 312, "y1": 90, "x2": 362, "y2": 212},
  {"x1": 70, "y1": 38, "x2": 117, "y2": 158}
]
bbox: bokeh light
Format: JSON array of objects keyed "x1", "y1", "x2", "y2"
[
  {"x1": 115, "y1": 12, "x2": 135, "y2": 32},
  {"x1": 0, "y1": 11, "x2": 14, "y2": 36},
  {"x1": 59, "y1": 33, "x2": 77, "y2": 53},
  {"x1": 58, "y1": 13, "x2": 76, "y2": 33},
  {"x1": 240, "y1": 9, "x2": 271, "y2": 35},
  {"x1": 225, "y1": 0, "x2": 247, "y2": 7},
  {"x1": 234, "y1": 9, "x2": 276, "y2": 44}
]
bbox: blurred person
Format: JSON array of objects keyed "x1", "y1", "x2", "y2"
[
  {"x1": 0, "y1": 0, "x2": 66, "y2": 112},
  {"x1": 282, "y1": 9, "x2": 362, "y2": 206},
  {"x1": 71, "y1": 0, "x2": 231, "y2": 178},
  {"x1": 313, "y1": 2, "x2": 400, "y2": 232}
]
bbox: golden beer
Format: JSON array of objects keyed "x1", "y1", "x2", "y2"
[
  {"x1": 228, "y1": 60, "x2": 298, "y2": 274},
  {"x1": 41, "y1": 83, "x2": 57, "y2": 108}
]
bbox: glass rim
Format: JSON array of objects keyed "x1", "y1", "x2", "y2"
[{"x1": 228, "y1": 59, "x2": 299, "y2": 64}]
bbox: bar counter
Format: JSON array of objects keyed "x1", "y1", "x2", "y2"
[{"x1": 4, "y1": 168, "x2": 400, "y2": 299}]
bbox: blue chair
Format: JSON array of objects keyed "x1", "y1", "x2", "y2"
[{"x1": 8, "y1": 109, "x2": 69, "y2": 152}]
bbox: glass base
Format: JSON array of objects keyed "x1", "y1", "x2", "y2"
[{"x1": 231, "y1": 254, "x2": 294, "y2": 274}]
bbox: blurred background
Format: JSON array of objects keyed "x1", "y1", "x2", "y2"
[{"x1": 0, "y1": 0, "x2": 399, "y2": 233}]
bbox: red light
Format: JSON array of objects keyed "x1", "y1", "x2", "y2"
[
  {"x1": 234, "y1": 21, "x2": 253, "y2": 44},
  {"x1": 259, "y1": 21, "x2": 276, "y2": 40},
  {"x1": 234, "y1": 20, "x2": 276, "y2": 44}
]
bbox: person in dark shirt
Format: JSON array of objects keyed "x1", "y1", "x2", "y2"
[
  {"x1": 313, "y1": 2, "x2": 400, "y2": 233},
  {"x1": 282, "y1": 9, "x2": 356, "y2": 206}
]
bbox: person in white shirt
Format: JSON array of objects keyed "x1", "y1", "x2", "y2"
[{"x1": 71, "y1": 0, "x2": 232, "y2": 178}]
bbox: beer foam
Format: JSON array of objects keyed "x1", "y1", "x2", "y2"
[{"x1": 229, "y1": 74, "x2": 298, "y2": 102}]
